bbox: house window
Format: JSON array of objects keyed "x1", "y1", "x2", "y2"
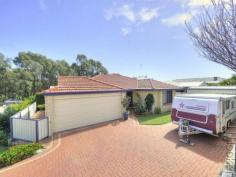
[{"x1": 163, "y1": 90, "x2": 173, "y2": 104}]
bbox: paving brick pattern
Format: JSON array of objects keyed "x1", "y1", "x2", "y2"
[{"x1": 0, "y1": 119, "x2": 227, "y2": 177}]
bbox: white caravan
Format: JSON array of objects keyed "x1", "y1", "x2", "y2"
[{"x1": 171, "y1": 94, "x2": 236, "y2": 136}]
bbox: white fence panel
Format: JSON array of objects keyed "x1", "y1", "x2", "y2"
[
  {"x1": 38, "y1": 118, "x2": 48, "y2": 140},
  {"x1": 11, "y1": 102, "x2": 37, "y2": 119},
  {"x1": 12, "y1": 118, "x2": 36, "y2": 141},
  {"x1": 11, "y1": 102, "x2": 49, "y2": 142}
]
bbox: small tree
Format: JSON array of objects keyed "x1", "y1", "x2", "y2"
[
  {"x1": 121, "y1": 96, "x2": 131, "y2": 111},
  {"x1": 145, "y1": 94, "x2": 154, "y2": 112},
  {"x1": 133, "y1": 93, "x2": 145, "y2": 115},
  {"x1": 186, "y1": 0, "x2": 236, "y2": 72}
]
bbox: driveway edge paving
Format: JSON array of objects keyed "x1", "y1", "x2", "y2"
[{"x1": 0, "y1": 133, "x2": 61, "y2": 174}]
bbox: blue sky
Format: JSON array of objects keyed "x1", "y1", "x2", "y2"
[{"x1": 0, "y1": 0, "x2": 234, "y2": 81}]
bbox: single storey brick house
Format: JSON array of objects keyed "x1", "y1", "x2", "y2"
[{"x1": 44, "y1": 74, "x2": 178, "y2": 134}]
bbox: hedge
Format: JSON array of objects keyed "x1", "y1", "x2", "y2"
[
  {"x1": 35, "y1": 93, "x2": 45, "y2": 105},
  {"x1": 0, "y1": 143, "x2": 43, "y2": 167}
]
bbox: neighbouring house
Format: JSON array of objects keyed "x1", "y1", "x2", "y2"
[
  {"x1": 169, "y1": 81, "x2": 207, "y2": 88},
  {"x1": 173, "y1": 76, "x2": 225, "y2": 83},
  {"x1": 44, "y1": 74, "x2": 179, "y2": 134},
  {"x1": 170, "y1": 76, "x2": 225, "y2": 88},
  {"x1": 4, "y1": 98, "x2": 22, "y2": 106},
  {"x1": 187, "y1": 86, "x2": 236, "y2": 95}
]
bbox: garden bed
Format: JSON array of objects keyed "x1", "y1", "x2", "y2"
[{"x1": 0, "y1": 143, "x2": 43, "y2": 168}]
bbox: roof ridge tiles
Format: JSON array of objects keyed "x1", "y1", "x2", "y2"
[{"x1": 87, "y1": 77, "x2": 123, "y2": 89}]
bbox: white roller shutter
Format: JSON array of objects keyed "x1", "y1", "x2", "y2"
[{"x1": 53, "y1": 93, "x2": 123, "y2": 132}]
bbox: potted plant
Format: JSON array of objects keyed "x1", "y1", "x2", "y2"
[{"x1": 121, "y1": 96, "x2": 131, "y2": 120}]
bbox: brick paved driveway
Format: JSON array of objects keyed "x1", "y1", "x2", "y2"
[{"x1": 0, "y1": 118, "x2": 227, "y2": 177}]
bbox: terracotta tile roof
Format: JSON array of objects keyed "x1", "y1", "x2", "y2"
[
  {"x1": 58, "y1": 76, "x2": 121, "y2": 89},
  {"x1": 44, "y1": 86, "x2": 122, "y2": 94},
  {"x1": 138, "y1": 79, "x2": 179, "y2": 89},
  {"x1": 93, "y1": 74, "x2": 178, "y2": 90},
  {"x1": 44, "y1": 76, "x2": 122, "y2": 94},
  {"x1": 92, "y1": 74, "x2": 137, "y2": 89},
  {"x1": 44, "y1": 74, "x2": 179, "y2": 95}
]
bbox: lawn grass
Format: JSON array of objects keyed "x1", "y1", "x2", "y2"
[{"x1": 137, "y1": 112, "x2": 171, "y2": 125}]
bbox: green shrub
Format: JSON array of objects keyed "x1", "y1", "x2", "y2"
[
  {"x1": 145, "y1": 94, "x2": 154, "y2": 112},
  {"x1": 121, "y1": 96, "x2": 131, "y2": 111},
  {"x1": 134, "y1": 93, "x2": 142, "y2": 105},
  {"x1": 133, "y1": 93, "x2": 146, "y2": 115},
  {"x1": 0, "y1": 143, "x2": 43, "y2": 167},
  {"x1": 37, "y1": 104, "x2": 45, "y2": 111},
  {"x1": 0, "y1": 130, "x2": 8, "y2": 146},
  {"x1": 134, "y1": 103, "x2": 146, "y2": 115},
  {"x1": 0, "y1": 96, "x2": 36, "y2": 133},
  {"x1": 36, "y1": 93, "x2": 45, "y2": 105},
  {"x1": 154, "y1": 107, "x2": 161, "y2": 114}
]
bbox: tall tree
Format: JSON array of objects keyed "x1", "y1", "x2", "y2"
[
  {"x1": 55, "y1": 60, "x2": 76, "y2": 76},
  {"x1": 72, "y1": 54, "x2": 108, "y2": 76},
  {"x1": 14, "y1": 68, "x2": 33, "y2": 98},
  {"x1": 186, "y1": 0, "x2": 236, "y2": 71},
  {"x1": 0, "y1": 51, "x2": 108, "y2": 101},
  {"x1": 14, "y1": 52, "x2": 43, "y2": 93},
  {"x1": 0, "y1": 54, "x2": 16, "y2": 100}
]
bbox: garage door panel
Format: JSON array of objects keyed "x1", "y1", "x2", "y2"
[{"x1": 54, "y1": 94, "x2": 122, "y2": 132}]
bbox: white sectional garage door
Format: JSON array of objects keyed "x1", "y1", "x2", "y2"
[{"x1": 53, "y1": 93, "x2": 123, "y2": 132}]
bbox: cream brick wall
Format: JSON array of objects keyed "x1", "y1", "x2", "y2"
[
  {"x1": 45, "y1": 95, "x2": 54, "y2": 136},
  {"x1": 133, "y1": 90, "x2": 176, "y2": 113}
]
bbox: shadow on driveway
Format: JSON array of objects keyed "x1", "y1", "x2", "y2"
[{"x1": 164, "y1": 127, "x2": 227, "y2": 163}]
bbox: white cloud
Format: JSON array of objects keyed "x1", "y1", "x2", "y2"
[
  {"x1": 121, "y1": 27, "x2": 131, "y2": 36},
  {"x1": 179, "y1": 0, "x2": 217, "y2": 8},
  {"x1": 104, "y1": 5, "x2": 159, "y2": 23},
  {"x1": 138, "y1": 8, "x2": 159, "y2": 23},
  {"x1": 105, "y1": 5, "x2": 159, "y2": 35},
  {"x1": 105, "y1": 5, "x2": 136, "y2": 23},
  {"x1": 188, "y1": 0, "x2": 212, "y2": 7},
  {"x1": 161, "y1": 13, "x2": 192, "y2": 27}
]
